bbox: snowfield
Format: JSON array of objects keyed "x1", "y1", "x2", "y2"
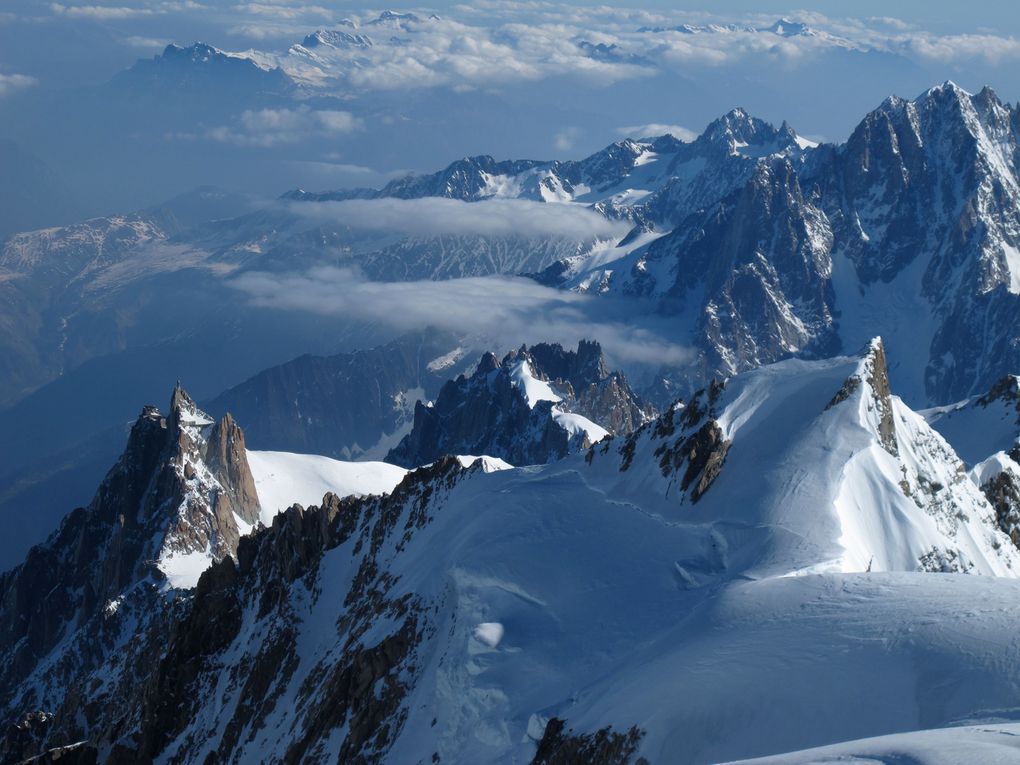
[
  {"x1": 726, "y1": 719, "x2": 1020, "y2": 764},
  {"x1": 246, "y1": 450, "x2": 408, "y2": 522}
]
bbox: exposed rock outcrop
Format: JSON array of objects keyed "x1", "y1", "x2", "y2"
[
  {"x1": 387, "y1": 341, "x2": 654, "y2": 468},
  {"x1": 0, "y1": 385, "x2": 260, "y2": 763},
  {"x1": 983, "y1": 467, "x2": 1020, "y2": 547},
  {"x1": 531, "y1": 718, "x2": 646, "y2": 765}
]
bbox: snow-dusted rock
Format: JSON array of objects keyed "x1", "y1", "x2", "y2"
[{"x1": 386, "y1": 340, "x2": 651, "y2": 468}]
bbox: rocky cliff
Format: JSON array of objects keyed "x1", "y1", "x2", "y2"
[
  {"x1": 387, "y1": 340, "x2": 654, "y2": 467},
  {"x1": 0, "y1": 385, "x2": 260, "y2": 764}
]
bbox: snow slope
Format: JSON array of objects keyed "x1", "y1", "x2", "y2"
[
  {"x1": 454, "y1": 455, "x2": 514, "y2": 472},
  {"x1": 139, "y1": 339, "x2": 1020, "y2": 765},
  {"x1": 579, "y1": 339, "x2": 1018, "y2": 579},
  {"x1": 726, "y1": 720, "x2": 1020, "y2": 765},
  {"x1": 246, "y1": 449, "x2": 407, "y2": 522},
  {"x1": 508, "y1": 358, "x2": 611, "y2": 444}
]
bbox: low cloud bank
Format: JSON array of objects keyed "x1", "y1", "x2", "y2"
[
  {"x1": 231, "y1": 266, "x2": 691, "y2": 367},
  {"x1": 289, "y1": 197, "x2": 631, "y2": 241}
]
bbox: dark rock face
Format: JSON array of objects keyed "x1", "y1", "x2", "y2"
[
  {"x1": 650, "y1": 384, "x2": 729, "y2": 503},
  {"x1": 976, "y1": 375, "x2": 1020, "y2": 416},
  {"x1": 608, "y1": 379, "x2": 730, "y2": 505},
  {"x1": 157, "y1": 385, "x2": 262, "y2": 564},
  {"x1": 826, "y1": 375, "x2": 862, "y2": 410},
  {"x1": 0, "y1": 385, "x2": 260, "y2": 762},
  {"x1": 626, "y1": 155, "x2": 836, "y2": 392},
  {"x1": 817, "y1": 85, "x2": 1020, "y2": 403},
  {"x1": 981, "y1": 464, "x2": 1020, "y2": 547},
  {"x1": 863, "y1": 340, "x2": 899, "y2": 457},
  {"x1": 677, "y1": 420, "x2": 731, "y2": 502},
  {"x1": 824, "y1": 340, "x2": 897, "y2": 455},
  {"x1": 207, "y1": 331, "x2": 459, "y2": 460},
  {"x1": 531, "y1": 718, "x2": 646, "y2": 765},
  {"x1": 116, "y1": 459, "x2": 465, "y2": 764},
  {"x1": 115, "y1": 43, "x2": 293, "y2": 97},
  {"x1": 387, "y1": 341, "x2": 654, "y2": 468}
]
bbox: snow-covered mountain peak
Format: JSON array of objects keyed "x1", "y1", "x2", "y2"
[
  {"x1": 699, "y1": 107, "x2": 804, "y2": 158},
  {"x1": 367, "y1": 9, "x2": 425, "y2": 28},
  {"x1": 387, "y1": 341, "x2": 650, "y2": 468},
  {"x1": 160, "y1": 41, "x2": 280, "y2": 73},
  {"x1": 138, "y1": 385, "x2": 263, "y2": 587},
  {"x1": 117, "y1": 40, "x2": 292, "y2": 90},
  {"x1": 905, "y1": 79, "x2": 1015, "y2": 145},
  {"x1": 586, "y1": 337, "x2": 1020, "y2": 578},
  {"x1": 920, "y1": 78, "x2": 970, "y2": 101},
  {"x1": 703, "y1": 106, "x2": 756, "y2": 140},
  {"x1": 301, "y1": 29, "x2": 373, "y2": 49},
  {"x1": 163, "y1": 41, "x2": 220, "y2": 62}
]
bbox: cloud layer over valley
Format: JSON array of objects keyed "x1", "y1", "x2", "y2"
[{"x1": 231, "y1": 266, "x2": 691, "y2": 367}]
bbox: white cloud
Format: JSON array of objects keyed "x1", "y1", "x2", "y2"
[
  {"x1": 50, "y1": 0, "x2": 203, "y2": 19},
  {"x1": 0, "y1": 73, "x2": 37, "y2": 97},
  {"x1": 205, "y1": 106, "x2": 362, "y2": 147},
  {"x1": 554, "y1": 127, "x2": 579, "y2": 152},
  {"x1": 265, "y1": 14, "x2": 656, "y2": 91},
  {"x1": 232, "y1": 2, "x2": 331, "y2": 21},
  {"x1": 616, "y1": 123, "x2": 697, "y2": 142},
  {"x1": 288, "y1": 197, "x2": 630, "y2": 241},
  {"x1": 121, "y1": 35, "x2": 168, "y2": 49},
  {"x1": 51, "y1": 2, "x2": 155, "y2": 18},
  {"x1": 44, "y1": 5, "x2": 1020, "y2": 95},
  {"x1": 230, "y1": 266, "x2": 691, "y2": 366},
  {"x1": 901, "y1": 34, "x2": 1020, "y2": 65}
]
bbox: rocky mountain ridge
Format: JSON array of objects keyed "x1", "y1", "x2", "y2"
[
  {"x1": 280, "y1": 82, "x2": 1020, "y2": 405},
  {"x1": 9, "y1": 83, "x2": 1020, "y2": 575},
  {"x1": 5, "y1": 340, "x2": 1020, "y2": 762},
  {"x1": 9, "y1": 83, "x2": 1020, "y2": 412},
  {"x1": 387, "y1": 340, "x2": 653, "y2": 468},
  {"x1": 0, "y1": 385, "x2": 262, "y2": 763}
]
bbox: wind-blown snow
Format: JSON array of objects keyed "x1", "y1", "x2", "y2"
[
  {"x1": 247, "y1": 450, "x2": 408, "y2": 523},
  {"x1": 725, "y1": 720, "x2": 1020, "y2": 764}
]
